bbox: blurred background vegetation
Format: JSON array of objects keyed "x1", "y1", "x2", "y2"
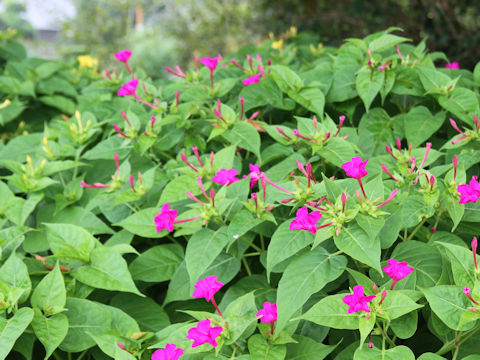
[{"x1": 1, "y1": 0, "x2": 479, "y2": 77}]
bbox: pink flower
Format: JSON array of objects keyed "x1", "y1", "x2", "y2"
[
  {"x1": 382, "y1": 259, "x2": 414, "y2": 289},
  {"x1": 342, "y1": 157, "x2": 368, "y2": 179},
  {"x1": 193, "y1": 276, "x2": 224, "y2": 302},
  {"x1": 342, "y1": 285, "x2": 376, "y2": 313},
  {"x1": 242, "y1": 74, "x2": 261, "y2": 86},
  {"x1": 114, "y1": 49, "x2": 132, "y2": 63},
  {"x1": 289, "y1": 206, "x2": 323, "y2": 234},
  {"x1": 117, "y1": 79, "x2": 138, "y2": 96},
  {"x1": 458, "y1": 176, "x2": 480, "y2": 204},
  {"x1": 200, "y1": 57, "x2": 219, "y2": 71},
  {"x1": 186, "y1": 319, "x2": 223, "y2": 348},
  {"x1": 154, "y1": 203, "x2": 178, "y2": 232},
  {"x1": 445, "y1": 62, "x2": 460, "y2": 69},
  {"x1": 212, "y1": 169, "x2": 239, "y2": 186},
  {"x1": 151, "y1": 344, "x2": 184, "y2": 360},
  {"x1": 256, "y1": 302, "x2": 277, "y2": 323},
  {"x1": 244, "y1": 164, "x2": 262, "y2": 189}
]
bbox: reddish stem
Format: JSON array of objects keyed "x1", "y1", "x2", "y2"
[
  {"x1": 211, "y1": 296, "x2": 224, "y2": 318},
  {"x1": 357, "y1": 178, "x2": 367, "y2": 199}
]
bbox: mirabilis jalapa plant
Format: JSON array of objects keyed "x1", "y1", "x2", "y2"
[{"x1": 2, "y1": 27, "x2": 480, "y2": 360}]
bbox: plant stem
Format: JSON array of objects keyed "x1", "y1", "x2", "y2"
[
  {"x1": 436, "y1": 324, "x2": 480, "y2": 355},
  {"x1": 211, "y1": 296, "x2": 224, "y2": 318},
  {"x1": 406, "y1": 218, "x2": 427, "y2": 241},
  {"x1": 239, "y1": 236, "x2": 262, "y2": 252},
  {"x1": 242, "y1": 256, "x2": 252, "y2": 276}
]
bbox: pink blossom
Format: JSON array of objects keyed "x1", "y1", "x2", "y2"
[
  {"x1": 342, "y1": 285, "x2": 376, "y2": 313},
  {"x1": 342, "y1": 157, "x2": 368, "y2": 179},
  {"x1": 193, "y1": 276, "x2": 224, "y2": 302},
  {"x1": 117, "y1": 79, "x2": 138, "y2": 96},
  {"x1": 243, "y1": 73, "x2": 261, "y2": 86},
  {"x1": 212, "y1": 169, "x2": 239, "y2": 186},
  {"x1": 256, "y1": 302, "x2": 277, "y2": 323},
  {"x1": 200, "y1": 57, "x2": 219, "y2": 71},
  {"x1": 458, "y1": 176, "x2": 480, "y2": 204},
  {"x1": 244, "y1": 164, "x2": 262, "y2": 189},
  {"x1": 154, "y1": 203, "x2": 178, "y2": 232},
  {"x1": 186, "y1": 319, "x2": 223, "y2": 348},
  {"x1": 445, "y1": 62, "x2": 460, "y2": 69},
  {"x1": 151, "y1": 344, "x2": 184, "y2": 360},
  {"x1": 114, "y1": 50, "x2": 132, "y2": 63},
  {"x1": 289, "y1": 206, "x2": 323, "y2": 234},
  {"x1": 382, "y1": 259, "x2": 414, "y2": 289}
]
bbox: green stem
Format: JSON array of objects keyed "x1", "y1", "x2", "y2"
[
  {"x1": 242, "y1": 257, "x2": 252, "y2": 276},
  {"x1": 406, "y1": 218, "x2": 427, "y2": 241},
  {"x1": 452, "y1": 345, "x2": 459, "y2": 360},
  {"x1": 52, "y1": 351, "x2": 63, "y2": 360},
  {"x1": 72, "y1": 147, "x2": 83, "y2": 180},
  {"x1": 329, "y1": 250, "x2": 344, "y2": 258},
  {"x1": 76, "y1": 350, "x2": 87, "y2": 360},
  {"x1": 260, "y1": 232, "x2": 265, "y2": 251},
  {"x1": 239, "y1": 236, "x2": 262, "y2": 252},
  {"x1": 436, "y1": 324, "x2": 480, "y2": 355}
]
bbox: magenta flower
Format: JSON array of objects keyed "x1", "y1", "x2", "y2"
[
  {"x1": 212, "y1": 168, "x2": 240, "y2": 186},
  {"x1": 242, "y1": 74, "x2": 261, "y2": 86},
  {"x1": 342, "y1": 285, "x2": 376, "y2": 313},
  {"x1": 193, "y1": 276, "x2": 224, "y2": 302},
  {"x1": 458, "y1": 176, "x2": 480, "y2": 204},
  {"x1": 114, "y1": 49, "x2": 132, "y2": 62},
  {"x1": 445, "y1": 62, "x2": 460, "y2": 69},
  {"x1": 151, "y1": 344, "x2": 184, "y2": 360},
  {"x1": 289, "y1": 206, "x2": 323, "y2": 234},
  {"x1": 382, "y1": 259, "x2": 414, "y2": 290},
  {"x1": 200, "y1": 57, "x2": 219, "y2": 71},
  {"x1": 342, "y1": 156, "x2": 368, "y2": 179},
  {"x1": 186, "y1": 319, "x2": 223, "y2": 348},
  {"x1": 117, "y1": 79, "x2": 138, "y2": 97},
  {"x1": 256, "y1": 302, "x2": 277, "y2": 323},
  {"x1": 244, "y1": 163, "x2": 262, "y2": 189},
  {"x1": 154, "y1": 203, "x2": 178, "y2": 232}
]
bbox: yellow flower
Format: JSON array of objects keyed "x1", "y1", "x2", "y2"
[
  {"x1": 77, "y1": 55, "x2": 99, "y2": 69},
  {"x1": 272, "y1": 39, "x2": 284, "y2": 51}
]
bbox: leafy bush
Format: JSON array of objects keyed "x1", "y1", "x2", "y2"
[{"x1": 1, "y1": 28, "x2": 480, "y2": 359}]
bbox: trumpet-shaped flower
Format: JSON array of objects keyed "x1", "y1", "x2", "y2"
[
  {"x1": 243, "y1": 74, "x2": 261, "y2": 86},
  {"x1": 155, "y1": 203, "x2": 178, "y2": 232},
  {"x1": 151, "y1": 344, "x2": 184, "y2": 360},
  {"x1": 193, "y1": 276, "x2": 224, "y2": 302},
  {"x1": 382, "y1": 259, "x2": 414, "y2": 289},
  {"x1": 212, "y1": 169, "x2": 239, "y2": 186},
  {"x1": 342, "y1": 285, "x2": 376, "y2": 313},
  {"x1": 290, "y1": 206, "x2": 323, "y2": 234},
  {"x1": 186, "y1": 319, "x2": 223, "y2": 348},
  {"x1": 256, "y1": 302, "x2": 277, "y2": 323},
  {"x1": 117, "y1": 79, "x2": 138, "y2": 96},
  {"x1": 342, "y1": 157, "x2": 368, "y2": 179},
  {"x1": 458, "y1": 176, "x2": 480, "y2": 204},
  {"x1": 200, "y1": 57, "x2": 219, "y2": 71},
  {"x1": 114, "y1": 49, "x2": 132, "y2": 63}
]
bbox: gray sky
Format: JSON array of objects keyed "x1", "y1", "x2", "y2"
[{"x1": 23, "y1": 0, "x2": 76, "y2": 29}]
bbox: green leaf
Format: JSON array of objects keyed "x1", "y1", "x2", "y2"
[
  {"x1": 358, "y1": 108, "x2": 395, "y2": 156},
  {"x1": 474, "y1": 62, "x2": 480, "y2": 85},
  {"x1": 327, "y1": 65, "x2": 360, "y2": 102},
  {"x1": 31, "y1": 263, "x2": 66, "y2": 315},
  {"x1": 356, "y1": 68, "x2": 384, "y2": 111},
  {"x1": 276, "y1": 248, "x2": 347, "y2": 335},
  {"x1": 159, "y1": 175, "x2": 202, "y2": 204},
  {"x1": 38, "y1": 95, "x2": 75, "y2": 115},
  {"x1": 60, "y1": 298, "x2": 112, "y2": 353},
  {"x1": 401, "y1": 194, "x2": 434, "y2": 228},
  {"x1": 266, "y1": 220, "x2": 314, "y2": 278},
  {"x1": 31, "y1": 309, "x2": 68, "y2": 360},
  {"x1": 417, "y1": 353, "x2": 447, "y2": 360},
  {"x1": 334, "y1": 224, "x2": 381, "y2": 273},
  {"x1": 439, "y1": 88, "x2": 480, "y2": 125},
  {"x1": 44, "y1": 223, "x2": 96, "y2": 263},
  {"x1": 0, "y1": 307, "x2": 34, "y2": 360},
  {"x1": 98, "y1": 303, "x2": 140, "y2": 335},
  {"x1": 248, "y1": 334, "x2": 287, "y2": 360},
  {"x1": 286, "y1": 335, "x2": 337, "y2": 360},
  {"x1": 404, "y1": 106, "x2": 445, "y2": 147},
  {"x1": 129, "y1": 244, "x2": 183, "y2": 282},
  {"x1": 73, "y1": 246, "x2": 143, "y2": 296},
  {"x1": 288, "y1": 87, "x2": 325, "y2": 117},
  {"x1": 390, "y1": 311, "x2": 418, "y2": 339},
  {"x1": 300, "y1": 293, "x2": 359, "y2": 329},
  {"x1": 319, "y1": 137, "x2": 356, "y2": 167},
  {"x1": 185, "y1": 227, "x2": 230, "y2": 284},
  {"x1": 83, "y1": 136, "x2": 131, "y2": 160},
  {"x1": 224, "y1": 292, "x2": 258, "y2": 344},
  {"x1": 417, "y1": 67, "x2": 452, "y2": 93},
  {"x1": 368, "y1": 34, "x2": 409, "y2": 52},
  {"x1": 359, "y1": 313, "x2": 375, "y2": 348},
  {"x1": 380, "y1": 291, "x2": 422, "y2": 320},
  {"x1": 116, "y1": 207, "x2": 167, "y2": 238},
  {"x1": 223, "y1": 122, "x2": 261, "y2": 160},
  {"x1": 391, "y1": 241, "x2": 442, "y2": 288},
  {"x1": 227, "y1": 210, "x2": 263, "y2": 239},
  {"x1": 354, "y1": 345, "x2": 415, "y2": 360},
  {"x1": 435, "y1": 242, "x2": 475, "y2": 288},
  {"x1": 270, "y1": 65, "x2": 303, "y2": 92},
  {"x1": 422, "y1": 285, "x2": 475, "y2": 331},
  {"x1": 0, "y1": 252, "x2": 31, "y2": 304},
  {"x1": 110, "y1": 293, "x2": 170, "y2": 332}
]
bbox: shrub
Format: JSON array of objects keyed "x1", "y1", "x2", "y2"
[{"x1": 1, "y1": 28, "x2": 480, "y2": 359}]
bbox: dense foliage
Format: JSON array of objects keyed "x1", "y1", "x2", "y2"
[{"x1": 1, "y1": 27, "x2": 480, "y2": 359}]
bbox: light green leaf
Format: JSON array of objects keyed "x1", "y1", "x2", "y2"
[
  {"x1": 0, "y1": 307, "x2": 34, "y2": 360},
  {"x1": 31, "y1": 263, "x2": 66, "y2": 315},
  {"x1": 224, "y1": 292, "x2": 258, "y2": 344},
  {"x1": 286, "y1": 335, "x2": 337, "y2": 360},
  {"x1": 129, "y1": 244, "x2": 183, "y2": 282},
  {"x1": 356, "y1": 68, "x2": 384, "y2": 111},
  {"x1": 31, "y1": 309, "x2": 68, "y2": 360},
  {"x1": 44, "y1": 223, "x2": 96, "y2": 263},
  {"x1": 223, "y1": 122, "x2": 261, "y2": 160},
  {"x1": 354, "y1": 345, "x2": 415, "y2": 360},
  {"x1": 248, "y1": 334, "x2": 287, "y2": 360},
  {"x1": 404, "y1": 106, "x2": 445, "y2": 147},
  {"x1": 0, "y1": 252, "x2": 31, "y2": 304},
  {"x1": 159, "y1": 175, "x2": 202, "y2": 204}
]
